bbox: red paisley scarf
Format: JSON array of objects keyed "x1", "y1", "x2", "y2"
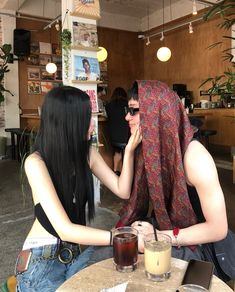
[{"x1": 117, "y1": 80, "x2": 198, "y2": 230}]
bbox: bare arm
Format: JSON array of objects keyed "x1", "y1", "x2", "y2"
[
  {"x1": 25, "y1": 153, "x2": 111, "y2": 245},
  {"x1": 90, "y1": 127, "x2": 142, "y2": 199},
  {"x1": 132, "y1": 141, "x2": 228, "y2": 251}
]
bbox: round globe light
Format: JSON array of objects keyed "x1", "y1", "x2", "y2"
[
  {"x1": 46, "y1": 62, "x2": 57, "y2": 74},
  {"x1": 156, "y1": 47, "x2": 171, "y2": 62},
  {"x1": 97, "y1": 47, "x2": 108, "y2": 62}
]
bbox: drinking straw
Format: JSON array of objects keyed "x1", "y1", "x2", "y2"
[{"x1": 151, "y1": 218, "x2": 158, "y2": 241}]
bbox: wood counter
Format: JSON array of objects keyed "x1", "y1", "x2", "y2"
[{"x1": 193, "y1": 108, "x2": 235, "y2": 147}]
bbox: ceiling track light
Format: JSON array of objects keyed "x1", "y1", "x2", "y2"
[
  {"x1": 146, "y1": 37, "x2": 151, "y2": 46},
  {"x1": 192, "y1": 0, "x2": 198, "y2": 15},
  {"x1": 189, "y1": 22, "x2": 193, "y2": 33}
]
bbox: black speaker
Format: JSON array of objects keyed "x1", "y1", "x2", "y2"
[{"x1": 13, "y1": 29, "x2": 31, "y2": 57}]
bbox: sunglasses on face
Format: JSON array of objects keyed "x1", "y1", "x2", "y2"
[{"x1": 125, "y1": 107, "x2": 139, "y2": 116}]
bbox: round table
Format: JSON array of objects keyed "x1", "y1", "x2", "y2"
[{"x1": 56, "y1": 256, "x2": 232, "y2": 292}]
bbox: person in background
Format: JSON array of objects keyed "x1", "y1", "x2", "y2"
[
  {"x1": 97, "y1": 86, "x2": 107, "y2": 116},
  {"x1": 106, "y1": 87, "x2": 129, "y2": 175},
  {"x1": 15, "y1": 86, "x2": 141, "y2": 291},
  {"x1": 117, "y1": 80, "x2": 227, "y2": 270}
]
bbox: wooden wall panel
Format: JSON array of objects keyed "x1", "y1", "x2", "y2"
[
  {"x1": 143, "y1": 16, "x2": 231, "y2": 104},
  {"x1": 16, "y1": 18, "x2": 60, "y2": 112},
  {"x1": 97, "y1": 27, "x2": 144, "y2": 100}
]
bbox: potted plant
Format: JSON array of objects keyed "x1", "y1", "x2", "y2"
[
  {"x1": 61, "y1": 29, "x2": 71, "y2": 80},
  {"x1": 200, "y1": 0, "x2": 235, "y2": 105},
  {"x1": 0, "y1": 44, "x2": 14, "y2": 103}
]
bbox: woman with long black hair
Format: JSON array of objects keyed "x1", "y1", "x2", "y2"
[{"x1": 15, "y1": 86, "x2": 141, "y2": 291}]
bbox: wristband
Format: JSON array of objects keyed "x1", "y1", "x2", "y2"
[
  {"x1": 173, "y1": 227, "x2": 180, "y2": 248},
  {"x1": 109, "y1": 230, "x2": 113, "y2": 246}
]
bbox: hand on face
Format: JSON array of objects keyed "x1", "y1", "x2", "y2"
[{"x1": 125, "y1": 126, "x2": 142, "y2": 154}]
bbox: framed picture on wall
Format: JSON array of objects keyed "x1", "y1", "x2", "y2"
[
  {"x1": 72, "y1": 21, "x2": 98, "y2": 47},
  {"x1": 52, "y1": 43, "x2": 61, "y2": 55},
  {"x1": 73, "y1": 55, "x2": 100, "y2": 81},
  {"x1": 30, "y1": 42, "x2": 39, "y2": 54},
  {"x1": 52, "y1": 55, "x2": 62, "y2": 66},
  {"x1": 27, "y1": 67, "x2": 40, "y2": 80},
  {"x1": 41, "y1": 68, "x2": 55, "y2": 80},
  {"x1": 41, "y1": 81, "x2": 54, "y2": 93},
  {"x1": 28, "y1": 55, "x2": 39, "y2": 65},
  {"x1": 28, "y1": 81, "x2": 41, "y2": 94},
  {"x1": 39, "y1": 42, "x2": 52, "y2": 54}
]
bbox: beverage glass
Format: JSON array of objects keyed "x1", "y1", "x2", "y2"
[
  {"x1": 177, "y1": 284, "x2": 209, "y2": 292},
  {"x1": 113, "y1": 226, "x2": 138, "y2": 272},
  {"x1": 144, "y1": 233, "x2": 172, "y2": 281}
]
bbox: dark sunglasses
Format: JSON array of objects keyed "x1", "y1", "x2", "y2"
[{"x1": 125, "y1": 107, "x2": 139, "y2": 116}]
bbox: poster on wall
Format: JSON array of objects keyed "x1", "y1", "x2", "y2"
[
  {"x1": 86, "y1": 89, "x2": 98, "y2": 112},
  {"x1": 72, "y1": 21, "x2": 98, "y2": 47},
  {"x1": 27, "y1": 67, "x2": 40, "y2": 80},
  {"x1": 73, "y1": 0, "x2": 100, "y2": 19},
  {"x1": 73, "y1": 55, "x2": 100, "y2": 81}
]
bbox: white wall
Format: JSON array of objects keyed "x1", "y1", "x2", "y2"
[{"x1": 0, "y1": 10, "x2": 19, "y2": 140}]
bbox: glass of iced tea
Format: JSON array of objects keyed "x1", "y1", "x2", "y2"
[
  {"x1": 144, "y1": 233, "x2": 172, "y2": 281},
  {"x1": 112, "y1": 226, "x2": 138, "y2": 272}
]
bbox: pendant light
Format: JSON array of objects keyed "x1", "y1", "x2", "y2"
[
  {"x1": 46, "y1": 26, "x2": 57, "y2": 74},
  {"x1": 97, "y1": 47, "x2": 108, "y2": 62},
  {"x1": 157, "y1": 0, "x2": 171, "y2": 62}
]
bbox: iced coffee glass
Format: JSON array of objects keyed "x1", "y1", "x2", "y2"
[
  {"x1": 144, "y1": 233, "x2": 172, "y2": 281},
  {"x1": 113, "y1": 226, "x2": 138, "y2": 272}
]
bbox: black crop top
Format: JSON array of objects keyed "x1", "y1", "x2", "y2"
[{"x1": 35, "y1": 203, "x2": 80, "y2": 238}]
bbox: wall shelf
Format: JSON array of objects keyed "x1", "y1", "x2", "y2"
[
  {"x1": 71, "y1": 80, "x2": 102, "y2": 84},
  {"x1": 71, "y1": 45, "x2": 100, "y2": 52}
]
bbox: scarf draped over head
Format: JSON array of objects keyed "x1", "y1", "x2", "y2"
[{"x1": 118, "y1": 80, "x2": 198, "y2": 230}]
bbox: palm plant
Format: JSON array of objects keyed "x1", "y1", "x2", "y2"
[
  {"x1": 200, "y1": 0, "x2": 235, "y2": 100},
  {"x1": 0, "y1": 44, "x2": 14, "y2": 103}
]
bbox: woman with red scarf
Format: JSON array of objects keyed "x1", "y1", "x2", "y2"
[{"x1": 118, "y1": 80, "x2": 228, "y2": 262}]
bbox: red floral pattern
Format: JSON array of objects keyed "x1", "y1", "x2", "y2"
[{"x1": 117, "y1": 80, "x2": 197, "y2": 230}]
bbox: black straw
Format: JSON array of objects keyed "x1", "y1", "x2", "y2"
[{"x1": 151, "y1": 218, "x2": 158, "y2": 241}]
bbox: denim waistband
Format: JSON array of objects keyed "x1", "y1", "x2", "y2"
[{"x1": 28, "y1": 240, "x2": 81, "y2": 264}]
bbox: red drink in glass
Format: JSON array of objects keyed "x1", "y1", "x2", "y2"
[{"x1": 112, "y1": 227, "x2": 138, "y2": 272}]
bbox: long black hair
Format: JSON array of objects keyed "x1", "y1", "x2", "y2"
[{"x1": 34, "y1": 86, "x2": 94, "y2": 224}]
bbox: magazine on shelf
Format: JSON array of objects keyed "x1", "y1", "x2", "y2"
[
  {"x1": 85, "y1": 89, "x2": 98, "y2": 112},
  {"x1": 74, "y1": 55, "x2": 100, "y2": 81},
  {"x1": 72, "y1": 21, "x2": 98, "y2": 47},
  {"x1": 73, "y1": 0, "x2": 100, "y2": 19}
]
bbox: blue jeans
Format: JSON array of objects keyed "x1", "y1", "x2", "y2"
[{"x1": 15, "y1": 243, "x2": 95, "y2": 292}]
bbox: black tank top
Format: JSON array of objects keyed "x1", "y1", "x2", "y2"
[{"x1": 35, "y1": 203, "x2": 80, "y2": 238}]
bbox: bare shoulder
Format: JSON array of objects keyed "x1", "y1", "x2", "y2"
[
  {"x1": 24, "y1": 152, "x2": 44, "y2": 173},
  {"x1": 184, "y1": 140, "x2": 218, "y2": 185}
]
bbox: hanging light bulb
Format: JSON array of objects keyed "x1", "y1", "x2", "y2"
[
  {"x1": 192, "y1": 0, "x2": 197, "y2": 15},
  {"x1": 189, "y1": 22, "x2": 193, "y2": 34},
  {"x1": 97, "y1": 47, "x2": 108, "y2": 62},
  {"x1": 146, "y1": 37, "x2": 150, "y2": 46},
  {"x1": 157, "y1": 47, "x2": 172, "y2": 62},
  {"x1": 46, "y1": 62, "x2": 57, "y2": 74},
  {"x1": 157, "y1": 0, "x2": 171, "y2": 62}
]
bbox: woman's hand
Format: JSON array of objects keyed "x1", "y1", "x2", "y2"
[
  {"x1": 125, "y1": 127, "x2": 142, "y2": 154},
  {"x1": 132, "y1": 221, "x2": 157, "y2": 253}
]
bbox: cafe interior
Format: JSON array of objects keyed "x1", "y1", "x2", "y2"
[{"x1": 0, "y1": 0, "x2": 235, "y2": 290}]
